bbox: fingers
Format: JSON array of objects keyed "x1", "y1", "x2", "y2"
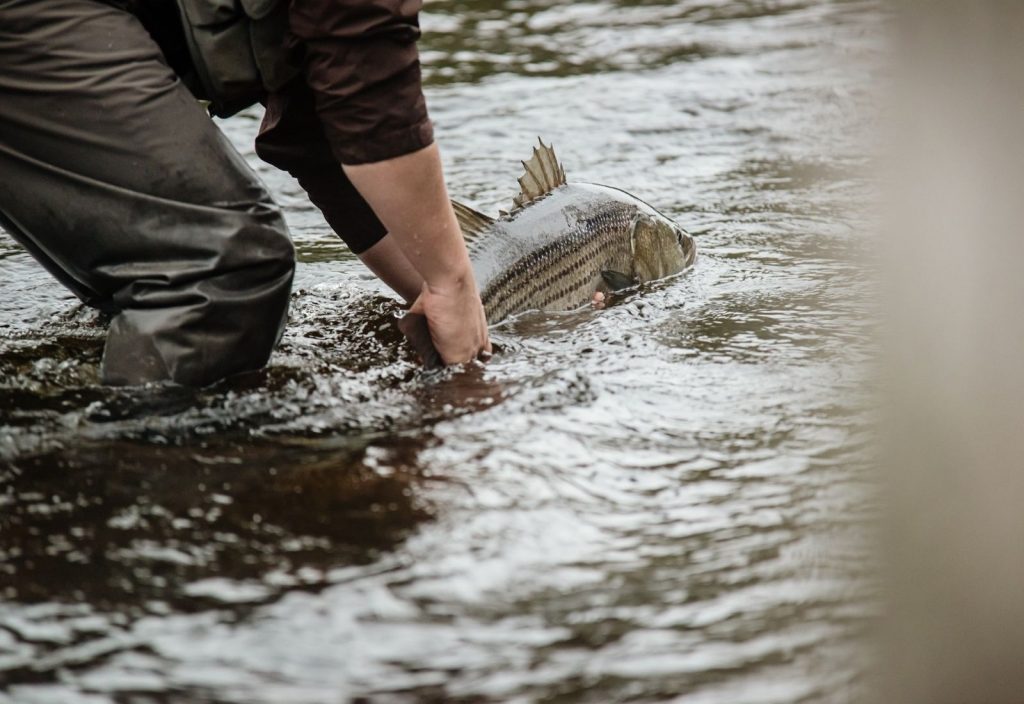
[
  {"x1": 398, "y1": 312, "x2": 444, "y2": 370},
  {"x1": 476, "y1": 327, "x2": 493, "y2": 362},
  {"x1": 479, "y1": 308, "x2": 493, "y2": 356},
  {"x1": 409, "y1": 281, "x2": 491, "y2": 368},
  {"x1": 437, "y1": 324, "x2": 489, "y2": 366}
]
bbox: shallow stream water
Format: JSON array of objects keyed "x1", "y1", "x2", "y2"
[{"x1": 0, "y1": 1, "x2": 879, "y2": 701}]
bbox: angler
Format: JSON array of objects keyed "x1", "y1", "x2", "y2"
[{"x1": 0, "y1": 0, "x2": 490, "y2": 385}]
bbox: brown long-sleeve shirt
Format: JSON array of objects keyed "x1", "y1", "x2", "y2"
[
  {"x1": 254, "y1": 0, "x2": 435, "y2": 254},
  {"x1": 130, "y1": 0, "x2": 434, "y2": 254},
  {"x1": 287, "y1": 0, "x2": 433, "y2": 165}
]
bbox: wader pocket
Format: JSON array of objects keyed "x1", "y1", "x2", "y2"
[{"x1": 176, "y1": 0, "x2": 297, "y2": 118}]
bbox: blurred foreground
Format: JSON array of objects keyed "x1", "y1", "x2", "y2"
[{"x1": 882, "y1": 2, "x2": 1024, "y2": 702}]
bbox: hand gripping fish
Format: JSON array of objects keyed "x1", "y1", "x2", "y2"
[{"x1": 399, "y1": 139, "x2": 697, "y2": 368}]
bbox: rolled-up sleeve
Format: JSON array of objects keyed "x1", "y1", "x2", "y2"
[{"x1": 287, "y1": 0, "x2": 434, "y2": 165}]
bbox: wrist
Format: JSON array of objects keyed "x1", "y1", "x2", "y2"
[{"x1": 424, "y1": 260, "x2": 475, "y2": 296}]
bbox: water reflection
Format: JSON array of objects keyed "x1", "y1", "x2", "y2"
[{"x1": 0, "y1": 438, "x2": 433, "y2": 610}]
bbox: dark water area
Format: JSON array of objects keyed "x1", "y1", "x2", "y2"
[{"x1": 1, "y1": 1, "x2": 880, "y2": 701}]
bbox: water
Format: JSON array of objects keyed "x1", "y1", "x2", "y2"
[{"x1": 0, "y1": 1, "x2": 879, "y2": 701}]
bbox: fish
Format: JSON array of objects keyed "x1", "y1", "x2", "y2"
[
  {"x1": 455, "y1": 139, "x2": 696, "y2": 323},
  {"x1": 399, "y1": 139, "x2": 697, "y2": 366}
]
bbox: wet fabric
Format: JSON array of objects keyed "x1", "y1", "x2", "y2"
[
  {"x1": 283, "y1": 0, "x2": 433, "y2": 166},
  {"x1": 0, "y1": 0, "x2": 295, "y2": 386},
  {"x1": 175, "y1": 0, "x2": 298, "y2": 117},
  {"x1": 128, "y1": 0, "x2": 432, "y2": 251},
  {"x1": 255, "y1": 0, "x2": 434, "y2": 251},
  {"x1": 255, "y1": 80, "x2": 388, "y2": 254}
]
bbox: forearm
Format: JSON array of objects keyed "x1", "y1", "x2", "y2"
[
  {"x1": 343, "y1": 144, "x2": 474, "y2": 291},
  {"x1": 277, "y1": 0, "x2": 489, "y2": 364},
  {"x1": 345, "y1": 144, "x2": 490, "y2": 364},
  {"x1": 275, "y1": 0, "x2": 460, "y2": 294},
  {"x1": 357, "y1": 234, "x2": 424, "y2": 303}
]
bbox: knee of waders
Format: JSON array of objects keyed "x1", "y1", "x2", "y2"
[
  {"x1": 223, "y1": 202, "x2": 296, "y2": 279},
  {"x1": 261, "y1": 216, "x2": 297, "y2": 311},
  {"x1": 260, "y1": 211, "x2": 297, "y2": 276},
  {"x1": 213, "y1": 204, "x2": 296, "y2": 346}
]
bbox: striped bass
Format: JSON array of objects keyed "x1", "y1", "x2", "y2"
[
  {"x1": 452, "y1": 140, "x2": 697, "y2": 324},
  {"x1": 398, "y1": 140, "x2": 697, "y2": 367}
]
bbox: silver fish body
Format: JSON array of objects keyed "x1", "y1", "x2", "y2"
[
  {"x1": 399, "y1": 142, "x2": 697, "y2": 367},
  {"x1": 466, "y1": 183, "x2": 697, "y2": 323}
]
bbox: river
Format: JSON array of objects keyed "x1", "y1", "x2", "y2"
[{"x1": 0, "y1": 1, "x2": 879, "y2": 701}]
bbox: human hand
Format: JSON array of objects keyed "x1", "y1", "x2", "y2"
[{"x1": 406, "y1": 267, "x2": 491, "y2": 366}]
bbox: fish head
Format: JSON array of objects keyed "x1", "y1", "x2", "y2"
[{"x1": 630, "y1": 210, "x2": 696, "y2": 282}]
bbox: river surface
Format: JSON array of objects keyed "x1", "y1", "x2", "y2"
[{"x1": 0, "y1": 1, "x2": 879, "y2": 702}]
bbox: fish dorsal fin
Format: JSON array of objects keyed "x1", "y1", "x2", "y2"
[
  {"x1": 451, "y1": 200, "x2": 495, "y2": 245},
  {"x1": 513, "y1": 138, "x2": 567, "y2": 210}
]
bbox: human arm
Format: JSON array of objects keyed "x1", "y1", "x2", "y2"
[
  {"x1": 266, "y1": 0, "x2": 489, "y2": 363},
  {"x1": 343, "y1": 145, "x2": 489, "y2": 364}
]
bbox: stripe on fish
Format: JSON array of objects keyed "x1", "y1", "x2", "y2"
[{"x1": 453, "y1": 139, "x2": 697, "y2": 324}]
